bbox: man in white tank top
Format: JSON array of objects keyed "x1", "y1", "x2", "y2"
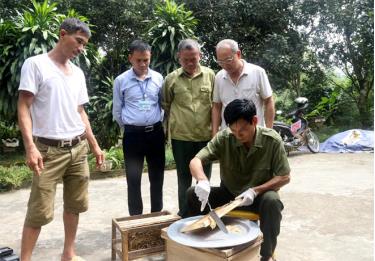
[{"x1": 17, "y1": 18, "x2": 104, "y2": 261}]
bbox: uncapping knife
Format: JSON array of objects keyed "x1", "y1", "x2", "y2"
[{"x1": 207, "y1": 202, "x2": 229, "y2": 233}]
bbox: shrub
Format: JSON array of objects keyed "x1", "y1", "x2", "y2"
[
  {"x1": 0, "y1": 120, "x2": 20, "y2": 140},
  {"x1": 0, "y1": 165, "x2": 32, "y2": 191},
  {"x1": 88, "y1": 146, "x2": 124, "y2": 171},
  {"x1": 146, "y1": 0, "x2": 197, "y2": 75},
  {"x1": 88, "y1": 145, "x2": 176, "y2": 172},
  {"x1": 87, "y1": 76, "x2": 121, "y2": 149}
]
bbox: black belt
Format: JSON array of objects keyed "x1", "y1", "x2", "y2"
[
  {"x1": 35, "y1": 132, "x2": 87, "y2": 148},
  {"x1": 124, "y1": 122, "x2": 162, "y2": 133}
]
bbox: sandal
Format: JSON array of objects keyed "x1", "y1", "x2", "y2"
[{"x1": 61, "y1": 255, "x2": 86, "y2": 261}]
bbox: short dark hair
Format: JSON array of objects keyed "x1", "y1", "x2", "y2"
[
  {"x1": 60, "y1": 18, "x2": 91, "y2": 37},
  {"x1": 129, "y1": 39, "x2": 151, "y2": 54},
  {"x1": 224, "y1": 99, "x2": 257, "y2": 125}
]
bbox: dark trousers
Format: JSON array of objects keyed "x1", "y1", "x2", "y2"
[
  {"x1": 171, "y1": 139, "x2": 212, "y2": 218},
  {"x1": 123, "y1": 127, "x2": 165, "y2": 215},
  {"x1": 187, "y1": 184, "x2": 283, "y2": 259}
]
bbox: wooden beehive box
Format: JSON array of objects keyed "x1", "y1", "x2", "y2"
[
  {"x1": 161, "y1": 227, "x2": 262, "y2": 261},
  {"x1": 112, "y1": 211, "x2": 180, "y2": 261}
]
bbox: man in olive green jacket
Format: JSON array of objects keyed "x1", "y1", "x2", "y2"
[
  {"x1": 162, "y1": 39, "x2": 215, "y2": 217},
  {"x1": 188, "y1": 99, "x2": 290, "y2": 261}
]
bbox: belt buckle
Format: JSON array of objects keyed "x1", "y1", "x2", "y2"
[
  {"x1": 145, "y1": 125, "x2": 154, "y2": 132},
  {"x1": 60, "y1": 139, "x2": 73, "y2": 148}
]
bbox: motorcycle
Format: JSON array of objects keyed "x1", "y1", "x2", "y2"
[{"x1": 273, "y1": 97, "x2": 320, "y2": 154}]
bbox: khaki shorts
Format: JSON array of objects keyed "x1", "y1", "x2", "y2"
[{"x1": 25, "y1": 139, "x2": 90, "y2": 227}]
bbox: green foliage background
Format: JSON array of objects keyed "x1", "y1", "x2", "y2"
[
  {"x1": 147, "y1": 0, "x2": 197, "y2": 75},
  {"x1": 0, "y1": 0, "x2": 373, "y2": 191},
  {"x1": 0, "y1": 0, "x2": 373, "y2": 150}
]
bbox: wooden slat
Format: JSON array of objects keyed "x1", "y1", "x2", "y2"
[
  {"x1": 180, "y1": 198, "x2": 243, "y2": 232},
  {"x1": 114, "y1": 211, "x2": 172, "y2": 223},
  {"x1": 128, "y1": 246, "x2": 165, "y2": 260},
  {"x1": 117, "y1": 215, "x2": 179, "y2": 229}
]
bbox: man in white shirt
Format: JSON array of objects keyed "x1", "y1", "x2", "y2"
[
  {"x1": 17, "y1": 18, "x2": 104, "y2": 261},
  {"x1": 212, "y1": 39, "x2": 275, "y2": 136}
]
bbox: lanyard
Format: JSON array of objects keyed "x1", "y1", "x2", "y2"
[{"x1": 137, "y1": 78, "x2": 149, "y2": 100}]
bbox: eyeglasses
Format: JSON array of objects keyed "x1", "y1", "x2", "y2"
[{"x1": 215, "y1": 55, "x2": 235, "y2": 65}]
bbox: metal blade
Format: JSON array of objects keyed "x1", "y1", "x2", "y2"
[
  {"x1": 209, "y1": 210, "x2": 229, "y2": 233},
  {"x1": 207, "y1": 202, "x2": 228, "y2": 233}
]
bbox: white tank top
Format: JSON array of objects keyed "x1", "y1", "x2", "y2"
[{"x1": 18, "y1": 53, "x2": 89, "y2": 139}]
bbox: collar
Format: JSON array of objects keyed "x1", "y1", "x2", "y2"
[
  {"x1": 177, "y1": 65, "x2": 203, "y2": 78},
  {"x1": 253, "y1": 126, "x2": 263, "y2": 148},
  {"x1": 222, "y1": 59, "x2": 250, "y2": 80},
  {"x1": 130, "y1": 68, "x2": 152, "y2": 80},
  {"x1": 232, "y1": 126, "x2": 263, "y2": 149}
]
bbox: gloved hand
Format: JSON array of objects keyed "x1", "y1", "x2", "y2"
[
  {"x1": 236, "y1": 188, "x2": 257, "y2": 207},
  {"x1": 194, "y1": 180, "x2": 211, "y2": 211}
]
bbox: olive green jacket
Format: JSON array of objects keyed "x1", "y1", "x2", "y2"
[
  {"x1": 196, "y1": 126, "x2": 291, "y2": 195},
  {"x1": 162, "y1": 65, "x2": 215, "y2": 141}
]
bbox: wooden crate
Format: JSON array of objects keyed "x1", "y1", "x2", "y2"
[
  {"x1": 111, "y1": 211, "x2": 180, "y2": 261},
  {"x1": 161, "y1": 228, "x2": 262, "y2": 261}
]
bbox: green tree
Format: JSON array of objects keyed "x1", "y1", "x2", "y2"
[
  {"x1": 182, "y1": 0, "x2": 294, "y2": 68},
  {"x1": 0, "y1": 0, "x2": 60, "y2": 121},
  {"x1": 0, "y1": 0, "x2": 99, "y2": 123},
  {"x1": 0, "y1": 0, "x2": 31, "y2": 20},
  {"x1": 184, "y1": 0, "x2": 329, "y2": 112},
  {"x1": 311, "y1": 0, "x2": 374, "y2": 128},
  {"x1": 59, "y1": 0, "x2": 158, "y2": 77},
  {"x1": 146, "y1": 0, "x2": 198, "y2": 75},
  {"x1": 86, "y1": 75, "x2": 119, "y2": 149}
]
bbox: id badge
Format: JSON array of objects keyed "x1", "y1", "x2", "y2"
[{"x1": 138, "y1": 100, "x2": 152, "y2": 111}]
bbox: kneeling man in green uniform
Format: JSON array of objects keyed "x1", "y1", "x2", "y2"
[{"x1": 187, "y1": 99, "x2": 291, "y2": 261}]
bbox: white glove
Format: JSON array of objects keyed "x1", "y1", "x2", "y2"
[
  {"x1": 236, "y1": 188, "x2": 257, "y2": 207},
  {"x1": 194, "y1": 180, "x2": 211, "y2": 211}
]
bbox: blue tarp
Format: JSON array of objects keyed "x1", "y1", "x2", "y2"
[{"x1": 320, "y1": 129, "x2": 374, "y2": 153}]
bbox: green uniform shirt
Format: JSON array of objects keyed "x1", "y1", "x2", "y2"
[
  {"x1": 162, "y1": 65, "x2": 215, "y2": 141},
  {"x1": 196, "y1": 126, "x2": 291, "y2": 195}
]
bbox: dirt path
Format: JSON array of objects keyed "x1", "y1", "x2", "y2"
[{"x1": 0, "y1": 153, "x2": 373, "y2": 261}]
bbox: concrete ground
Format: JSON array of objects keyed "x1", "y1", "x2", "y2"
[{"x1": 0, "y1": 153, "x2": 373, "y2": 261}]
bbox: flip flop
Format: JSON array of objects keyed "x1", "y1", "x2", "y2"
[
  {"x1": 61, "y1": 256, "x2": 86, "y2": 261},
  {"x1": 71, "y1": 256, "x2": 85, "y2": 261}
]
